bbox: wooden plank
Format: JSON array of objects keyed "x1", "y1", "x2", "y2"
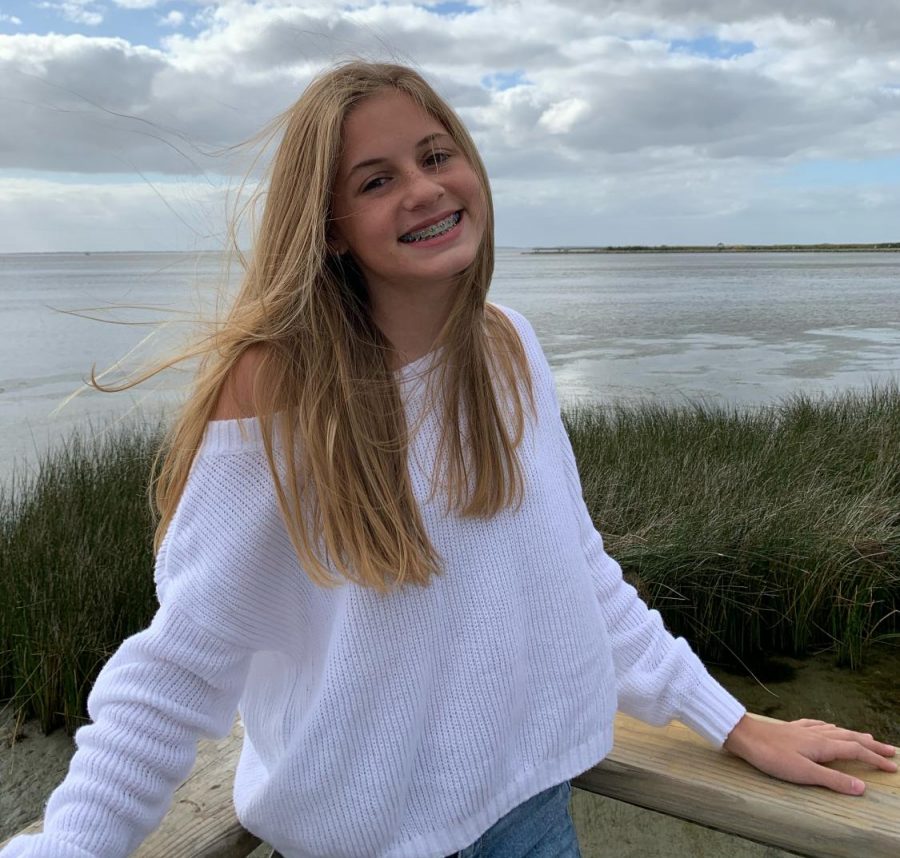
[
  {"x1": 135, "y1": 721, "x2": 259, "y2": 857},
  {"x1": 1, "y1": 722, "x2": 259, "y2": 858},
  {"x1": 5, "y1": 712, "x2": 898, "y2": 857},
  {"x1": 572, "y1": 712, "x2": 900, "y2": 858}
]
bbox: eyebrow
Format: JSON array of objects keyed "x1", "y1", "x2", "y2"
[{"x1": 347, "y1": 133, "x2": 452, "y2": 177}]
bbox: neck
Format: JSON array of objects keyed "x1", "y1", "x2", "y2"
[{"x1": 370, "y1": 279, "x2": 458, "y2": 370}]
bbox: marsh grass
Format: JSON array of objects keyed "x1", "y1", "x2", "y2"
[
  {"x1": 0, "y1": 422, "x2": 163, "y2": 735},
  {"x1": 565, "y1": 383, "x2": 899, "y2": 670},
  {"x1": 2, "y1": 386, "x2": 898, "y2": 735}
]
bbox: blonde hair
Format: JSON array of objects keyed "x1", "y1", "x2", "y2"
[{"x1": 138, "y1": 62, "x2": 533, "y2": 592}]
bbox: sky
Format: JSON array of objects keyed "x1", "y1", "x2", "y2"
[{"x1": 1, "y1": 0, "x2": 900, "y2": 252}]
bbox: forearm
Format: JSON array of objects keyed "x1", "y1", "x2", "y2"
[{"x1": 0, "y1": 602, "x2": 250, "y2": 857}]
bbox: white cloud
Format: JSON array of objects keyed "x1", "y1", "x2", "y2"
[
  {"x1": 3, "y1": 0, "x2": 900, "y2": 250},
  {"x1": 38, "y1": 1, "x2": 104, "y2": 27},
  {"x1": 159, "y1": 11, "x2": 186, "y2": 28},
  {"x1": 538, "y1": 98, "x2": 590, "y2": 134},
  {"x1": 113, "y1": 0, "x2": 167, "y2": 8},
  {"x1": 0, "y1": 175, "x2": 240, "y2": 252},
  {"x1": 0, "y1": 14, "x2": 23, "y2": 25}
]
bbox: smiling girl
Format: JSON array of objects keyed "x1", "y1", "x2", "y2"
[{"x1": 2, "y1": 61, "x2": 895, "y2": 858}]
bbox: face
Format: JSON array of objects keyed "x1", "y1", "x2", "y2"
[{"x1": 329, "y1": 89, "x2": 486, "y2": 304}]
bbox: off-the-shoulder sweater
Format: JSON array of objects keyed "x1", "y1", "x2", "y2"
[{"x1": 1, "y1": 307, "x2": 744, "y2": 858}]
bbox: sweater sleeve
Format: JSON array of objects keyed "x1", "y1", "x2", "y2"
[
  {"x1": 498, "y1": 303, "x2": 746, "y2": 747},
  {"x1": 1, "y1": 422, "x2": 285, "y2": 858},
  {"x1": 554, "y1": 416, "x2": 746, "y2": 746}
]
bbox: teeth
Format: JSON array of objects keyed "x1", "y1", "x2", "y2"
[{"x1": 400, "y1": 212, "x2": 460, "y2": 243}]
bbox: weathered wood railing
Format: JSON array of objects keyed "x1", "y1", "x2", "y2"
[{"x1": 4, "y1": 712, "x2": 898, "y2": 857}]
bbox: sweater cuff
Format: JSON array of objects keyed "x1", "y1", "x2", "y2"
[
  {"x1": 676, "y1": 671, "x2": 747, "y2": 748},
  {"x1": 0, "y1": 833, "x2": 96, "y2": 857}
]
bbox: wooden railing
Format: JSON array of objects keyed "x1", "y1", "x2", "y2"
[{"x1": 4, "y1": 712, "x2": 898, "y2": 857}]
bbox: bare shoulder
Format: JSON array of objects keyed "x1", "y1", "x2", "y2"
[{"x1": 211, "y1": 343, "x2": 272, "y2": 420}]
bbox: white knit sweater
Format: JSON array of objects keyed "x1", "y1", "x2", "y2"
[{"x1": 2, "y1": 307, "x2": 745, "y2": 858}]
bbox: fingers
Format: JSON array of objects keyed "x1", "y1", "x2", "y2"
[
  {"x1": 786, "y1": 754, "x2": 867, "y2": 795},
  {"x1": 822, "y1": 769, "x2": 867, "y2": 796},
  {"x1": 806, "y1": 726, "x2": 898, "y2": 761},
  {"x1": 789, "y1": 720, "x2": 898, "y2": 760},
  {"x1": 825, "y1": 739, "x2": 900, "y2": 772},
  {"x1": 835, "y1": 731, "x2": 896, "y2": 759}
]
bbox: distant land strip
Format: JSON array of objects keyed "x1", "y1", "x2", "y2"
[{"x1": 526, "y1": 242, "x2": 900, "y2": 254}]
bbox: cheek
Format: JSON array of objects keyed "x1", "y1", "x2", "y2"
[{"x1": 465, "y1": 177, "x2": 487, "y2": 220}]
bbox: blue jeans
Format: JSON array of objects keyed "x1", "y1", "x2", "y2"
[{"x1": 447, "y1": 780, "x2": 581, "y2": 858}]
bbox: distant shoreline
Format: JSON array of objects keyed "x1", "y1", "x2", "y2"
[
  {"x1": 3, "y1": 243, "x2": 899, "y2": 257},
  {"x1": 526, "y1": 243, "x2": 900, "y2": 254}
]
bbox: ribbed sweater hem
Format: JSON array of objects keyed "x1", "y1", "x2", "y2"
[{"x1": 253, "y1": 728, "x2": 614, "y2": 858}]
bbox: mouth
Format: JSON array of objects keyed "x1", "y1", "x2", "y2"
[{"x1": 399, "y1": 211, "x2": 462, "y2": 244}]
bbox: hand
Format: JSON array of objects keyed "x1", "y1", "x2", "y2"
[{"x1": 723, "y1": 714, "x2": 897, "y2": 795}]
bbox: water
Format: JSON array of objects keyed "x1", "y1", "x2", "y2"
[
  {"x1": 0, "y1": 251, "x2": 226, "y2": 482},
  {"x1": 2, "y1": 248, "x2": 899, "y2": 482},
  {"x1": 490, "y1": 250, "x2": 900, "y2": 405}
]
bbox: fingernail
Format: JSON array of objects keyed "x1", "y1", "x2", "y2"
[{"x1": 851, "y1": 778, "x2": 865, "y2": 794}]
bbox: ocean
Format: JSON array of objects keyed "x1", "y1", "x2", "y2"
[{"x1": 2, "y1": 248, "x2": 898, "y2": 482}]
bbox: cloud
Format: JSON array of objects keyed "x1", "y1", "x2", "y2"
[
  {"x1": 0, "y1": 175, "x2": 237, "y2": 252},
  {"x1": 38, "y1": 1, "x2": 104, "y2": 27},
  {"x1": 0, "y1": 14, "x2": 23, "y2": 26},
  {"x1": 113, "y1": 0, "x2": 167, "y2": 8},
  {"x1": 538, "y1": 98, "x2": 590, "y2": 134},
  {"x1": 3, "y1": 0, "x2": 900, "y2": 250},
  {"x1": 159, "y1": 11, "x2": 186, "y2": 29}
]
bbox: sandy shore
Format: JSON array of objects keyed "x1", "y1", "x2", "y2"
[{"x1": 0, "y1": 710, "x2": 75, "y2": 843}]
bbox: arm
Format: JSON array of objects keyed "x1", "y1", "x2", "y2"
[
  {"x1": 1, "y1": 597, "x2": 252, "y2": 857},
  {"x1": 554, "y1": 415, "x2": 746, "y2": 746},
  {"x1": 506, "y1": 304, "x2": 897, "y2": 791},
  {"x1": 1, "y1": 429, "x2": 286, "y2": 857},
  {"x1": 495, "y1": 303, "x2": 743, "y2": 743},
  {"x1": 556, "y1": 405, "x2": 898, "y2": 791}
]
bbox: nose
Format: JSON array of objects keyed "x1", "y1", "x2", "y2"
[{"x1": 402, "y1": 168, "x2": 445, "y2": 209}]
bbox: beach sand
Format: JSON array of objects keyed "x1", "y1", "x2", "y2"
[{"x1": 0, "y1": 711, "x2": 74, "y2": 843}]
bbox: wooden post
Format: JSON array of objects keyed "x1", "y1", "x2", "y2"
[{"x1": 573, "y1": 712, "x2": 900, "y2": 858}]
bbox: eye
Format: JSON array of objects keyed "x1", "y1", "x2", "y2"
[
  {"x1": 361, "y1": 176, "x2": 389, "y2": 193},
  {"x1": 424, "y1": 150, "x2": 451, "y2": 168}
]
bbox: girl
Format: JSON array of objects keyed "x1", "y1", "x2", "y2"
[{"x1": 3, "y1": 61, "x2": 895, "y2": 858}]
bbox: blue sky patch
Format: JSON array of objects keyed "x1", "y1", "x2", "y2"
[
  {"x1": 427, "y1": 2, "x2": 480, "y2": 15},
  {"x1": 481, "y1": 70, "x2": 528, "y2": 91},
  {"x1": 773, "y1": 157, "x2": 900, "y2": 188},
  {"x1": 670, "y1": 36, "x2": 755, "y2": 60},
  {"x1": 0, "y1": 1, "x2": 188, "y2": 50}
]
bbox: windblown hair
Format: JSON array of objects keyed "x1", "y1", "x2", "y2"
[{"x1": 145, "y1": 62, "x2": 533, "y2": 592}]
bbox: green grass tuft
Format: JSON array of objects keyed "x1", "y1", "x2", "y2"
[
  {"x1": 564, "y1": 383, "x2": 899, "y2": 669},
  {"x1": 1, "y1": 422, "x2": 163, "y2": 734}
]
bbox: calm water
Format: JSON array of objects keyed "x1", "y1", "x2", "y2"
[{"x1": 2, "y1": 249, "x2": 899, "y2": 481}]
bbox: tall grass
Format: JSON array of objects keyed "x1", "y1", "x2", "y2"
[
  {"x1": 565, "y1": 383, "x2": 899, "y2": 670},
  {"x1": 2, "y1": 386, "x2": 899, "y2": 735},
  {"x1": 0, "y1": 422, "x2": 162, "y2": 735}
]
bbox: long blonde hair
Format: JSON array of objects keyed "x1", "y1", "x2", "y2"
[{"x1": 143, "y1": 62, "x2": 533, "y2": 593}]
